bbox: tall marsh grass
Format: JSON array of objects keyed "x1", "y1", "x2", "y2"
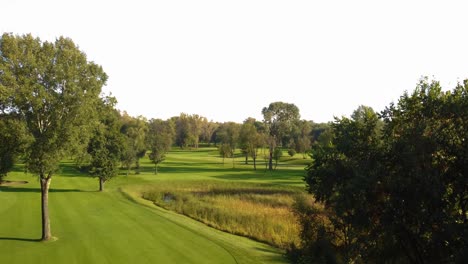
[{"x1": 142, "y1": 181, "x2": 313, "y2": 249}]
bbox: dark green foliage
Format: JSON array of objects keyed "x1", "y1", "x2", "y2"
[
  {"x1": 290, "y1": 120, "x2": 312, "y2": 158},
  {"x1": 288, "y1": 196, "x2": 337, "y2": 264},
  {"x1": 296, "y1": 79, "x2": 468, "y2": 263},
  {"x1": 239, "y1": 118, "x2": 263, "y2": 169},
  {"x1": 147, "y1": 118, "x2": 174, "y2": 174},
  {"x1": 0, "y1": 114, "x2": 29, "y2": 181},
  {"x1": 262, "y1": 102, "x2": 301, "y2": 170},
  {"x1": 378, "y1": 80, "x2": 468, "y2": 263},
  {"x1": 120, "y1": 113, "x2": 147, "y2": 175},
  {"x1": 174, "y1": 113, "x2": 203, "y2": 149},
  {"x1": 87, "y1": 97, "x2": 125, "y2": 191},
  {"x1": 273, "y1": 147, "x2": 283, "y2": 169},
  {"x1": 216, "y1": 122, "x2": 240, "y2": 167}
]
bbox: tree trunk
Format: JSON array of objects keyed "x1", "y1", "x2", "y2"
[
  {"x1": 253, "y1": 156, "x2": 257, "y2": 170},
  {"x1": 268, "y1": 145, "x2": 273, "y2": 171},
  {"x1": 135, "y1": 159, "x2": 140, "y2": 174},
  {"x1": 245, "y1": 153, "x2": 248, "y2": 164},
  {"x1": 40, "y1": 177, "x2": 52, "y2": 241},
  {"x1": 155, "y1": 164, "x2": 158, "y2": 175},
  {"x1": 99, "y1": 178, "x2": 104, "y2": 192}
]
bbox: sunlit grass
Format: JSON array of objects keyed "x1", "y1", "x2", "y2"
[{"x1": 141, "y1": 180, "x2": 313, "y2": 249}]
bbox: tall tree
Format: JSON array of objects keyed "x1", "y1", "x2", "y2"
[
  {"x1": 174, "y1": 113, "x2": 204, "y2": 149},
  {"x1": 262, "y1": 102, "x2": 300, "y2": 170},
  {"x1": 216, "y1": 122, "x2": 240, "y2": 167},
  {"x1": 199, "y1": 118, "x2": 218, "y2": 145},
  {"x1": 294, "y1": 120, "x2": 313, "y2": 158},
  {"x1": 87, "y1": 96, "x2": 125, "y2": 191},
  {"x1": 120, "y1": 113, "x2": 147, "y2": 175},
  {"x1": 303, "y1": 106, "x2": 385, "y2": 263},
  {"x1": 146, "y1": 118, "x2": 174, "y2": 174},
  {"x1": 175, "y1": 113, "x2": 191, "y2": 148},
  {"x1": 239, "y1": 118, "x2": 262, "y2": 170},
  {"x1": 379, "y1": 80, "x2": 468, "y2": 263},
  {"x1": 0, "y1": 33, "x2": 107, "y2": 241},
  {"x1": 298, "y1": 79, "x2": 468, "y2": 263}
]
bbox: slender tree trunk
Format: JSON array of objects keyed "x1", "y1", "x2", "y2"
[
  {"x1": 253, "y1": 156, "x2": 257, "y2": 170},
  {"x1": 245, "y1": 153, "x2": 248, "y2": 164},
  {"x1": 40, "y1": 176, "x2": 52, "y2": 241},
  {"x1": 99, "y1": 178, "x2": 104, "y2": 192},
  {"x1": 268, "y1": 144, "x2": 273, "y2": 171},
  {"x1": 155, "y1": 164, "x2": 158, "y2": 175},
  {"x1": 135, "y1": 159, "x2": 140, "y2": 174}
]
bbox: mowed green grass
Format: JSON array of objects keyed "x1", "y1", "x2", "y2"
[{"x1": 0, "y1": 148, "x2": 309, "y2": 263}]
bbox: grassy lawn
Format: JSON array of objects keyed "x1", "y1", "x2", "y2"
[{"x1": 0, "y1": 147, "x2": 311, "y2": 263}]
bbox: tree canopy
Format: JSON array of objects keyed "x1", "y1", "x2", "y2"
[
  {"x1": 0, "y1": 33, "x2": 107, "y2": 240},
  {"x1": 262, "y1": 102, "x2": 300, "y2": 170},
  {"x1": 296, "y1": 79, "x2": 468, "y2": 263}
]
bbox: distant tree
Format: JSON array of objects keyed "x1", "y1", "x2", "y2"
[
  {"x1": 199, "y1": 118, "x2": 218, "y2": 145},
  {"x1": 216, "y1": 122, "x2": 240, "y2": 167},
  {"x1": 0, "y1": 114, "x2": 29, "y2": 182},
  {"x1": 239, "y1": 117, "x2": 262, "y2": 169},
  {"x1": 174, "y1": 113, "x2": 202, "y2": 149},
  {"x1": 273, "y1": 147, "x2": 283, "y2": 169},
  {"x1": 262, "y1": 102, "x2": 300, "y2": 170},
  {"x1": 0, "y1": 33, "x2": 107, "y2": 241},
  {"x1": 310, "y1": 122, "x2": 330, "y2": 144},
  {"x1": 147, "y1": 118, "x2": 175, "y2": 174},
  {"x1": 295, "y1": 120, "x2": 312, "y2": 158},
  {"x1": 218, "y1": 143, "x2": 232, "y2": 165},
  {"x1": 120, "y1": 113, "x2": 147, "y2": 175},
  {"x1": 188, "y1": 114, "x2": 203, "y2": 148},
  {"x1": 87, "y1": 96, "x2": 125, "y2": 191}
]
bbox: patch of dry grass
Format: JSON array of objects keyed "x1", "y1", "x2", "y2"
[{"x1": 142, "y1": 181, "x2": 314, "y2": 249}]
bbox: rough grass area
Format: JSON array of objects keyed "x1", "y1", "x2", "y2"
[{"x1": 142, "y1": 180, "x2": 313, "y2": 249}]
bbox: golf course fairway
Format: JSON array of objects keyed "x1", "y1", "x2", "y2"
[{"x1": 0, "y1": 167, "x2": 288, "y2": 264}]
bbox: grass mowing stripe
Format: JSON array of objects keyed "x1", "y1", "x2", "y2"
[{"x1": 1, "y1": 174, "x2": 238, "y2": 264}]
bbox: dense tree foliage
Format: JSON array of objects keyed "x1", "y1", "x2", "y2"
[
  {"x1": 291, "y1": 120, "x2": 313, "y2": 158},
  {"x1": 146, "y1": 118, "x2": 175, "y2": 174},
  {"x1": 0, "y1": 114, "x2": 29, "y2": 182},
  {"x1": 216, "y1": 122, "x2": 240, "y2": 167},
  {"x1": 174, "y1": 113, "x2": 204, "y2": 149},
  {"x1": 120, "y1": 113, "x2": 147, "y2": 175},
  {"x1": 294, "y1": 79, "x2": 468, "y2": 263},
  {"x1": 0, "y1": 33, "x2": 107, "y2": 240},
  {"x1": 87, "y1": 97, "x2": 125, "y2": 191},
  {"x1": 239, "y1": 118, "x2": 264, "y2": 170},
  {"x1": 262, "y1": 102, "x2": 300, "y2": 170}
]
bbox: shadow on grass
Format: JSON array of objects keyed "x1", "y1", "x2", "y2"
[
  {"x1": 0, "y1": 237, "x2": 41, "y2": 242},
  {"x1": 212, "y1": 170, "x2": 305, "y2": 183},
  {"x1": 253, "y1": 247, "x2": 288, "y2": 262},
  {"x1": 0, "y1": 186, "x2": 89, "y2": 193},
  {"x1": 57, "y1": 162, "x2": 88, "y2": 178}
]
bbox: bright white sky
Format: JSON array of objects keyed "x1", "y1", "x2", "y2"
[{"x1": 2, "y1": 0, "x2": 468, "y2": 123}]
